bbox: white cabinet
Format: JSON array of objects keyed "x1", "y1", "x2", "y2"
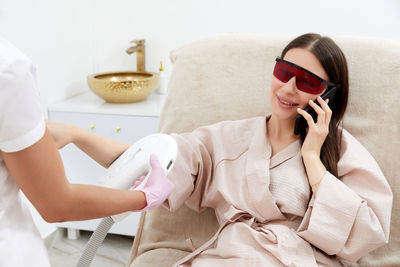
[{"x1": 47, "y1": 92, "x2": 165, "y2": 237}]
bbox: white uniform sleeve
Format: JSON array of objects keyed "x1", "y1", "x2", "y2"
[{"x1": 0, "y1": 44, "x2": 45, "y2": 152}]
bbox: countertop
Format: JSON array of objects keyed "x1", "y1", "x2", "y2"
[{"x1": 47, "y1": 91, "x2": 166, "y2": 117}]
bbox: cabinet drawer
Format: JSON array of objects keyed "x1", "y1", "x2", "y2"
[
  {"x1": 48, "y1": 111, "x2": 159, "y2": 184},
  {"x1": 49, "y1": 111, "x2": 159, "y2": 143}
]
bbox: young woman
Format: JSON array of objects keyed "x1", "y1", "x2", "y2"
[
  {"x1": 0, "y1": 36, "x2": 173, "y2": 267},
  {"x1": 47, "y1": 33, "x2": 393, "y2": 266}
]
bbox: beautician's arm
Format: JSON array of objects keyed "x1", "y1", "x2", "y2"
[
  {"x1": 1, "y1": 129, "x2": 146, "y2": 222},
  {"x1": 46, "y1": 120, "x2": 129, "y2": 168}
]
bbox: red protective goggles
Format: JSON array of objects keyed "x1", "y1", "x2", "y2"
[{"x1": 273, "y1": 58, "x2": 337, "y2": 94}]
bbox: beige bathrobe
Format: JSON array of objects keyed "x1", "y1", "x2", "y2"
[{"x1": 165, "y1": 116, "x2": 393, "y2": 267}]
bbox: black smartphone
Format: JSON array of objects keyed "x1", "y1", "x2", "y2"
[{"x1": 294, "y1": 86, "x2": 337, "y2": 135}]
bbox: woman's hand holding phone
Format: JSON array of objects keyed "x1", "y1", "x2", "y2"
[
  {"x1": 296, "y1": 96, "x2": 332, "y2": 193},
  {"x1": 296, "y1": 96, "x2": 332, "y2": 159}
]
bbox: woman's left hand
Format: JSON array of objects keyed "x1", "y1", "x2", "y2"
[{"x1": 297, "y1": 96, "x2": 332, "y2": 158}]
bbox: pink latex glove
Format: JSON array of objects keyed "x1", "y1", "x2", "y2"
[{"x1": 134, "y1": 154, "x2": 175, "y2": 211}]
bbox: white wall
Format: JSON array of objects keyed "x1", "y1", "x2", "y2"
[
  {"x1": 1, "y1": 0, "x2": 399, "y2": 105},
  {"x1": 1, "y1": 0, "x2": 399, "y2": 237}
]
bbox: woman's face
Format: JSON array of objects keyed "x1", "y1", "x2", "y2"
[{"x1": 270, "y1": 48, "x2": 329, "y2": 121}]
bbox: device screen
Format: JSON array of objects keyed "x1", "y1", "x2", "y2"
[{"x1": 294, "y1": 86, "x2": 337, "y2": 135}]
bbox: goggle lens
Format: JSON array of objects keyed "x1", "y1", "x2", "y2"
[{"x1": 273, "y1": 59, "x2": 328, "y2": 94}]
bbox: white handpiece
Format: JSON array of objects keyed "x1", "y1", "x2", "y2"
[{"x1": 98, "y1": 133, "x2": 178, "y2": 222}]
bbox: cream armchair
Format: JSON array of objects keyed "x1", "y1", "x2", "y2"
[{"x1": 128, "y1": 34, "x2": 400, "y2": 267}]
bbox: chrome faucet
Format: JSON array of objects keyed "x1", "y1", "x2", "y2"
[{"x1": 126, "y1": 39, "x2": 145, "y2": 72}]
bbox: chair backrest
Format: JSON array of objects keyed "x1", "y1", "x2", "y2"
[{"x1": 129, "y1": 34, "x2": 400, "y2": 267}]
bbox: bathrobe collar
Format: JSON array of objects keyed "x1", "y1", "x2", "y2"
[
  {"x1": 270, "y1": 140, "x2": 302, "y2": 168},
  {"x1": 245, "y1": 115, "x2": 301, "y2": 174}
]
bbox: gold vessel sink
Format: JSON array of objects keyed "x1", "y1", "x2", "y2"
[{"x1": 87, "y1": 71, "x2": 159, "y2": 103}]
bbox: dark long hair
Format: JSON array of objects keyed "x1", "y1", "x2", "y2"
[{"x1": 281, "y1": 33, "x2": 349, "y2": 177}]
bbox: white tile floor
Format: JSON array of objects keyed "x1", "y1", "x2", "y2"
[{"x1": 46, "y1": 228, "x2": 134, "y2": 267}]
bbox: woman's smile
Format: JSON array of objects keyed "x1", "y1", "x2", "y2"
[{"x1": 277, "y1": 96, "x2": 299, "y2": 109}]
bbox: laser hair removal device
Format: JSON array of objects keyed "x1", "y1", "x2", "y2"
[{"x1": 76, "y1": 133, "x2": 178, "y2": 267}]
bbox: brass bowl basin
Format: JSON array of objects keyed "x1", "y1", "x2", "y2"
[{"x1": 87, "y1": 71, "x2": 159, "y2": 103}]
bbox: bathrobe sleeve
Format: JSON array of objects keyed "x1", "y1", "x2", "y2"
[
  {"x1": 164, "y1": 129, "x2": 213, "y2": 213},
  {"x1": 297, "y1": 129, "x2": 393, "y2": 262},
  {"x1": 163, "y1": 119, "x2": 251, "y2": 213}
]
